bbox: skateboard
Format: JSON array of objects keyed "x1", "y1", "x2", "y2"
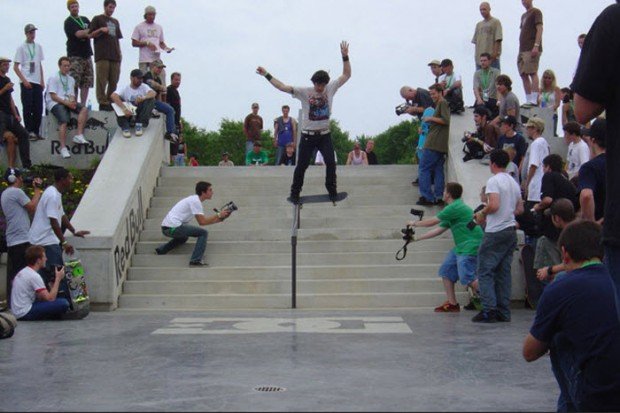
[
  {"x1": 521, "y1": 244, "x2": 544, "y2": 310},
  {"x1": 287, "y1": 192, "x2": 348, "y2": 206},
  {"x1": 60, "y1": 257, "x2": 90, "y2": 320}
]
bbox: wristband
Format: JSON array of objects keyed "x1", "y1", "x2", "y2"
[
  {"x1": 534, "y1": 43, "x2": 540, "y2": 47},
  {"x1": 265, "y1": 73, "x2": 273, "y2": 81},
  {"x1": 547, "y1": 266, "x2": 554, "y2": 275},
  {"x1": 216, "y1": 212, "x2": 222, "y2": 219},
  {"x1": 342, "y1": 55, "x2": 349, "y2": 62}
]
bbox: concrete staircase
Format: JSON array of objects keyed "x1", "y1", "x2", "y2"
[{"x1": 119, "y1": 165, "x2": 467, "y2": 310}]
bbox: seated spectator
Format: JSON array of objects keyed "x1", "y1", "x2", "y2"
[
  {"x1": 218, "y1": 151, "x2": 234, "y2": 167},
  {"x1": 143, "y1": 59, "x2": 179, "y2": 143},
  {"x1": 473, "y1": 53, "x2": 500, "y2": 119},
  {"x1": 409, "y1": 182, "x2": 483, "y2": 312},
  {"x1": 504, "y1": 147, "x2": 520, "y2": 183},
  {"x1": 438, "y1": 59, "x2": 465, "y2": 114},
  {"x1": 496, "y1": 115, "x2": 528, "y2": 173},
  {"x1": 346, "y1": 141, "x2": 368, "y2": 165},
  {"x1": 10, "y1": 245, "x2": 69, "y2": 321},
  {"x1": 245, "y1": 141, "x2": 268, "y2": 166},
  {"x1": 560, "y1": 87, "x2": 576, "y2": 127},
  {"x1": 0, "y1": 56, "x2": 31, "y2": 169},
  {"x1": 523, "y1": 220, "x2": 620, "y2": 411},
  {"x1": 538, "y1": 69, "x2": 562, "y2": 136},
  {"x1": 1, "y1": 131, "x2": 18, "y2": 168},
  {"x1": 365, "y1": 139, "x2": 378, "y2": 165},
  {"x1": 535, "y1": 198, "x2": 576, "y2": 283},
  {"x1": 578, "y1": 119, "x2": 606, "y2": 223},
  {"x1": 110, "y1": 69, "x2": 156, "y2": 138},
  {"x1": 278, "y1": 142, "x2": 296, "y2": 166},
  {"x1": 462, "y1": 106, "x2": 499, "y2": 161},
  {"x1": 491, "y1": 75, "x2": 521, "y2": 132},
  {"x1": 563, "y1": 121, "x2": 590, "y2": 181},
  {"x1": 428, "y1": 59, "x2": 442, "y2": 84},
  {"x1": 46, "y1": 56, "x2": 89, "y2": 159},
  {"x1": 188, "y1": 153, "x2": 199, "y2": 166}
]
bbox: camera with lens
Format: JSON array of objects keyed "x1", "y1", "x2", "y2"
[
  {"x1": 461, "y1": 131, "x2": 478, "y2": 143},
  {"x1": 22, "y1": 176, "x2": 34, "y2": 185},
  {"x1": 395, "y1": 103, "x2": 411, "y2": 116},
  {"x1": 221, "y1": 201, "x2": 238, "y2": 213},
  {"x1": 400, "y1": 208, "x2": 425, "y2": 242}
]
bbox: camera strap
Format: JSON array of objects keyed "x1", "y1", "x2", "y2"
[{"x1": 395, "y1": 239, "x2": 412, "y2": 261}]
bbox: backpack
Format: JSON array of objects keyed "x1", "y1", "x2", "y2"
[{"x1": 0, "y1": 312, "x2": 17, "y2": 339}]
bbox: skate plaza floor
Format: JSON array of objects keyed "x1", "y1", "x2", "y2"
[{"x1": 0, "y1": 309, "x2": 557, "y2": 411}]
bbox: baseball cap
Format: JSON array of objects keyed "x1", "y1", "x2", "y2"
[
  {"x1": 427, "y1": 59, "x2": 441, "y2": 67},
  {"x1": 253, "y1": 141, "x2": 262, "y2": 147},
  {"x1": 440, "y1": 58, "x2": 453, "y2": 67},
  {"x1": 130, "y1": 69, "x2": 144, "y2": 78},
  {"x1": 151, "y1": 59, "x2": 166, "y2": 68},
  {"x1": 525, "y1": 117, "x2": 545, "y2": 131},
  {"x1": 24, "y1": 24, "x2": 38, "y2": 34},
  {"x1": 4, "y1": 168, "x2": 22, "y2": 183},
  {"x1": 67, "y1": 0, "x2": 79, "y2": 9},
  {"x1": 144, "y1": 5, "x2": 156, "y2": 14},
  {"x1": 499, "y1": 115, "x2": 517, "y2": 126},
  {"x1": 222, "y1": 151, "x2": 229, "y2": 156},
  {"x1": 582, "y1": 118, "x2": 606, "y2": 142},
  {"x1": 0, "y1": 57, "x2": 11, "y2": 63},
  {"x1": 251, "y1": 102, "x2": 259, "y2": 109}
]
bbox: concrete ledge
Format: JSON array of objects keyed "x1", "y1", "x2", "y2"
[{"x1": 66, "y1": 118, "x2": 167, "y2": 310}]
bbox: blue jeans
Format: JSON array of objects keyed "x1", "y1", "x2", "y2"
[
  {"x1": 275, "y1": 145, "x2": 286, "y2": 165},
  {"x1": 477, "y1": 227, "x2": 517, "y2": 319},
  {"x1": 246, "y1": 141, "x2": 254, "y2": 155},
  {"x1": 154, "y1": 100, "x2": 176, "y2": 134},
  {"x1": 157, "y1": 225, "x2": 208, "y2": 263},
  {"x1": 605, "y1": 245, "x2": 620, "y2": 322},
  {"x1": 19, "y1": 298, "x2": 70, "y2": 320},
  {"x1": 418, "y1": 148, "x2": 445, "y2": 201},
  {"x1": 438, "y1": 250, "x2": 477, "y2": 285}
]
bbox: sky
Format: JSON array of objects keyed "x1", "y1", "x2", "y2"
[{"x1": 2, "y1": 0, "x2": 612, "y2": 138}]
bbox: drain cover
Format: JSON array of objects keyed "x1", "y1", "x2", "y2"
[{"x1": 253, "y1": 386, "x2": 286, "y2": 393}]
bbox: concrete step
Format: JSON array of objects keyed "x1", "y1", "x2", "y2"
[
  {"x1": 122, "y1": 278, "x2": 446, "y2": 295},
  {"x1": 135, "y1": 239, "x2": 454, "y2": 255},
  {"x1": 118, "y1": 291, "x2": 469, "y2": 310},
  {"x1": 127, "y1": 264, "x2": 441, "y2": 281},
  {"x1": 132, "y1": 251, "x2": 446, "y2": 267}
]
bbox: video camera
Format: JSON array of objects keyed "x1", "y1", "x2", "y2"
[
  {"x1": 213, "y1": 201, "x2": 238, "y2": 221},
  {"x1": 461, "y1": 131, "x2": 479, "y2": 143},
  {"x1": 395, "y1": 103, "x2": 411, "y2": 116},
  {"x1": 396, "y1": 208, "x2": 425, "y2": 260}
]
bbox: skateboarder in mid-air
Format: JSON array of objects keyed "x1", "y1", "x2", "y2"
[{"x1": 256, "y1": 41, "x2": 351, "y2": 204}]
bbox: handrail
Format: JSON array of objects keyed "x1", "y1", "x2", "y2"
[{"x1": 290, "y1": 203, "x2": 301, "y2": 308}]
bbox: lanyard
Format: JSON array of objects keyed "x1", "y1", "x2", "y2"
[
  {"x1": 542, "y1": 91, "x2": 551, "y2": 104},
  {"x1": 445, "y1": 74, "x2": 454, "y2": 88},
  {"x1": 581, "y1": 259, "x2": 602, "y2": 269},
  {"x1": 480, "y1": 70, "x2": 490, "y2": 91},
  {"x1": 26, "y1": 43, "x2": 36, "y2": 60},
  {"x1": 70, "y1": 15, "x2": 86, "y2": 29},
  {"x1": 58, "y1": 72, "x2": 69, "y2": 93}
]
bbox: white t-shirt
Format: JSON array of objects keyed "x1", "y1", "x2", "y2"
[
  {"x1": 11, "y1": 266, "x2": 46, "y2": 319},
  {"x1": 131, "y1": 21, "x2": 165, "y2": 63},
  {"x1": 45, "y1": 72, "x2": 76, "y2": 110},
  {"x1": 292, "y1": 76, "x2": 347, "y2": 131},
  {"x1": 161, "y1": 195, "x2": 204, "y2": 228},
  {"x1": 485, "y1": 172, "x2": 521, "y2": 233},
  {"x1": 527, "y1": 137, "x2": 550, "y2": 202},
  {"x1": 567, "y1": 139, "x2": 590, "y2": 179},
  {"x1": 14, "y1": 42, "x2": 44, "y2": 85},
  {"x1": 29, "y1": 186, "x2": 64, "y2": 246},
  {"x1": 438, "y1": 72, "x2": 462, "y2": 89},
  {"x1": 116, "y1": 83, "x2": 152, "y2": 104}
]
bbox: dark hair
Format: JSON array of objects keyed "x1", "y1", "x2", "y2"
[
  {"x1": 445, "y1": 182, "x2": 463, "y2": 200},
  {"x1": 282, "y1": 105, "x2": 290, "y2": 110},
  {"x1": 495, "y1": 74, "x2": 512, "y2": 91},
  {"x1": 489, "y1": 149, "x2": 510, "y2": 168},
  {"x1": 543, "y1": 154, "x2": 564, "y2": 172},
  {"x1": 590, "y1": 118, "x2": 607, "y2": 149},
  {"x1": 479, "y1": 52, "x2": 492, "y2": 60},
  {"x1": 25, "y1": 245, "x2": 45, "y2": 266},
  {"x1": 429, "y1": 83, "x2": 444, "y2": 93},
  {"x1": 104, "y1": 0, "x2": 116, "y2": 7},
  {"x1": 558, "y1": 220, "x2": 604, "y2": 262},
  {"x1": 550, "y1": 198, "x2": 575, "y2": 223},
  {"x1": 170, "y1": 72, "x2": 181, "y2": 81},
  {"x1": 563, "y1": 121, "x2": 582, "y2": 136},
  {"x1": 195, "y1": 181, "x2": 211, "y2": 196},
  {"x1": 58, "y1": 56, "x2": 71, "y2": 66},
  {"x1": 54, "y1": 167, "x2": 71, "y2": 182},
  {"x1": 310, "y1": 70, "x2": 330, "y2": 85},
  {"x1": 473, "y1": 106, "x2": 491, "y2": 119},
  {"x1": 578, "y1": 33, "x2": 587, "y2": 40}
]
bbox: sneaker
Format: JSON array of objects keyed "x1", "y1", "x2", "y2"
[
  {"x1": 495, "y1": 312, "x2": 511, "y2": 322},
  {"x1": 289, "y1": 194, "x2": 301, "y2": 205},
  {"x1": 151, "y1": 109, "x2": 161, "y2": 119},
  {"x1": 329, "y1": 192, "x2": 338, "y2": 203},
  {"x1": 122, "y1": 129, "x2": 131, "y2": 138},
  {"x1": 471, "y1": 310, "x2": 497, "y2": 323},
  {"x1": 60, "y1": 146, "x2": 71, "y2": 159},
  {"x1": 135, "y1": 123, "x2": 143, "y2": 136},
  {"x1": 189, "y1": 260, "x2": 209, "y2": 267},
  {"x1": 434, "y1": 199, "x2": 445, "y2": 207},
  {"x1": 464, "y1": 296, "x2": 482, "y2": 311},
  {"x1": 28, "y1": 132, "x2": 38, "y2": 141},
  {"x1": 155, "y1": 248, "x2": 165, "y2": 256},
  {"x1": 434, "y1": 301, "x2": 460, "y2": 313},
  {"x1": 165, "y1": 132, "x2": 180, "y2": 143},
  {"x1": 416, "y1": 197, "x2": 435, "y2": 206},
  {"x1": 72, "y1": 134, "x2": 88, "y2": 144},
  {"x1": 411, "y1": 179, "x2": 419, "y2": 186}
]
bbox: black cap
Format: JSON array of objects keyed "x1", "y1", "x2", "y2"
[
  {"x1": 499, "y1": 115, "x2": 517, "y2": 126},
  {"x1": 4, "y1": 168, "x2": 22, "y2": 183},
  {"x1": 130, "y1": 69, "x2": 144, "y2": 78},
  {"x1": 583, "y1": 118, "x2": 607, "y2": 143},
  {"x1": 440, "y1": 58, "x2": 453, "y2": 67}
]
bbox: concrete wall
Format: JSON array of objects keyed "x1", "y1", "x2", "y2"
[
  {"x1": 0, "y1": 112, "x2": 118, "y2": 169},
  {"x1": 64, "y1": 118, "x2": 168, "y2": 310}
]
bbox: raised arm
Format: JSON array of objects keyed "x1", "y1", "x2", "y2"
[
  {"x1": 339, "y1": 41, "x2": 351, "y2": 84},
  {"x1": 256, "y1": 66, "x2": 293, "y2": 94}
]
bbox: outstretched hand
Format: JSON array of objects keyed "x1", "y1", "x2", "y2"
[
  {"x1": 256, "y1": 66, "x2": 267, "y2": 76},
  {"x1": 340, "y1": 41, "x2": 349, "y2": 57}
]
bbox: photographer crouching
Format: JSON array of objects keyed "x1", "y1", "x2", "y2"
[
  {"x1": 155, "y1": 181, "x2": 234, "y2": 267},
  {"x1": 405, "y1": 182, "x2": 483, "y2": 312}
]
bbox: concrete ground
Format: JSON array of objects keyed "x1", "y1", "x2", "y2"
[{"x1": 0, "y1": 308, "x2": 557, "y2": 412}]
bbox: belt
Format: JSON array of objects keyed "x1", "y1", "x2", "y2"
[{"x1": 302, "y1": 129, "x2": 330, "y2": 136}]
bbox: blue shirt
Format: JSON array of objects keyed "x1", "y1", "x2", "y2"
[{"x1": 578, "y1": 153, "x2": 606, "y2": 221}]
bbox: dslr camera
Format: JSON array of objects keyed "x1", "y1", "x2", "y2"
[
  {"x1": 401, "y1": 208, "x2": 425, "y2": 242},
  {"x1": 461, "y1": 131, "x2": 478, "y2": 143},
  {"x1": 395, "y1": 103, "x2": 411, "y2": 116}
]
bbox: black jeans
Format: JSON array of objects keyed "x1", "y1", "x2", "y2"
[
  {"x1": 0, "y1": 112, "x2": 32, "y2": 168},
  {"x1": 291, "y1": 132, "x2": 337, "y2": 197},
  {"x1": 116, "y1": 98, "x2": 156, "y2": 130},
  {"x1": 6, "y1": 242, "x2": 30, "y2": 306},
  {"x1": 20, "y1": 82, "x2": 43, "y2": 135}
]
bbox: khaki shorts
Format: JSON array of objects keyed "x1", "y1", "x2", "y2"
[
  {"x1": 517, "y1": 51, "x2": 540, "y2": 75},
  {"x1": 69, "y1": 56, "x2": 94, "y2": 88},
  {"x1": 533, "y1": 235, "x2": 561, "y2": 270}
]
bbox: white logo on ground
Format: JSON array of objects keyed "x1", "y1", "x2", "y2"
[{"x1": 152, "y1": 317, "x2": 412, "y2": 335}]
